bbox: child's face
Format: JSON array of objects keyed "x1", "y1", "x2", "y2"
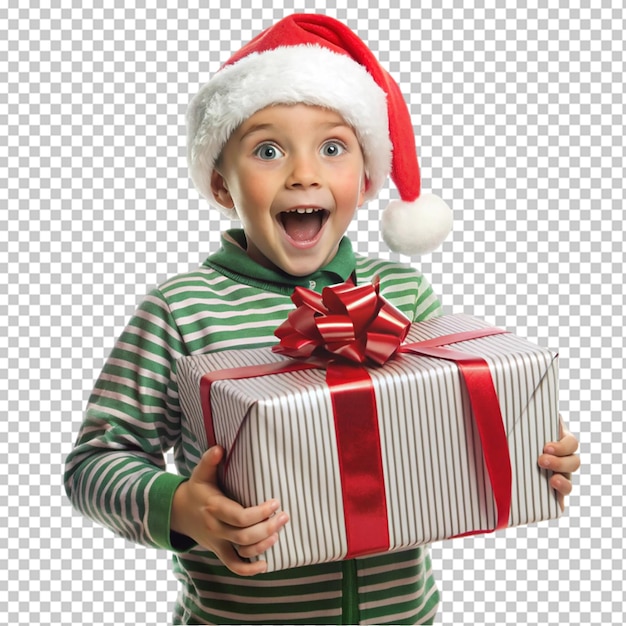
[{"x1": 211, "y1": 104, "x2": 367, "y2": 277}]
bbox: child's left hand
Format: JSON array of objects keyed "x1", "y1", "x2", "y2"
[{"x1": 537, "y1": 415, "x2": 580, "y2": 511}]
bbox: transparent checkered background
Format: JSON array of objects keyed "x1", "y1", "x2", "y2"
[{"x1": 1, "y1": 2, "x2": 623, "y2": 625}]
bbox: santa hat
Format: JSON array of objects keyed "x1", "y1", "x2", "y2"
[{"x1": 187, "y1": 13, "x2": 452, "y2": 255}]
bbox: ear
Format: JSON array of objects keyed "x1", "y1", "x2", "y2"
[
  {"x1": 357, "y1": 175, "x2": 370, "y2": 208},
  {"x1": 210, "y1": 169, "x2": 235, "y2": 209}
]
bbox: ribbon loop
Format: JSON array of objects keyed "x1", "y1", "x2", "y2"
[{"x1": 273, "y1": 278, "x2": 411, "y2": 365}]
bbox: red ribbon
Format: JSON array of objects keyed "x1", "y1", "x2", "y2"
[
  {"x1": 325, "y1": 361, "x2": 390, "y2": 557},
  {"x1": 273, "y1": 279, "x2": 411, "y2": 366},
  {"x1": 397, "y1": 328, "x2": 513, "y2": 532},
  {"x1": 199, "y1": 282, "x2": 513, "y2": 560}
]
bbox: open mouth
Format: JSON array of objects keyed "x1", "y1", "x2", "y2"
[{"x1": 279, "y1": 207, "x2": 330, "y2": 244}]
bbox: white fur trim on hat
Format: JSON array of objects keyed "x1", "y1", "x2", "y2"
[
  {"x1": 381, "y1": 194, "x2": 453, "y2": 255},
  {"x1": 187, "y1": 45, "x2": 391, "y2": 215}
]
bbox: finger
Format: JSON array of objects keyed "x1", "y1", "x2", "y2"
[
  {"x1": 550, "y1": 473, "x2": 573, "y2": 497},
  {"x1": 218, "y1": 513, "x2": 289, "y2": 556},
  {"x1": 206, "y1": 495, "x2": 284, "y2": 530},
  {"x1": 211, "y1": 539, "x2": 270, "y2": 577},
  {"x1": 235, "y1": 532, "x2": 280, "y2": 559},
  {"x1": 549, "y1": 470, "x2": 572, "y2": 513},
  {"x1": 192, "y1": 446, "x2": 225, "y2": 486},
  {"x1": 543, "y1": 432, "x2": 579, "y2": 456},
  {"x1": 538, "y1": 452, "x2": 580, "y2": 474}
]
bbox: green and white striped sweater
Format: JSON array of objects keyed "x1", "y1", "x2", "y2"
[{"x1": 65, "y1": 230, "x2": 443, "y2": 625}]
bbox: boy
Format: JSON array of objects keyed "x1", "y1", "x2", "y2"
[{"x1": 64, "y1": 14, "x2": 579, "y2": 625}]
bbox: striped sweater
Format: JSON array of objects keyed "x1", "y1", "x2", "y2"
[{"x1": 64, "y1": 230, "x2": 443, "y2": 625}]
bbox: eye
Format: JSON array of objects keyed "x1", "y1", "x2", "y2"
[
  {"x1": 254, "y1": 143, "x2": 284, "y2": 160},
  {"x1": 321, "y1": 141, "x2": 346, "y2": 157}
]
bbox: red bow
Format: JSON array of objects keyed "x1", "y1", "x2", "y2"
[{"x1": 273, "y1": 279, "x2": 411, "y2": 365}]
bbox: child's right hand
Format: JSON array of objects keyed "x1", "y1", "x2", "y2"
[{"x1": 170, "y1": 446, "x2": 289, "y2": 576}]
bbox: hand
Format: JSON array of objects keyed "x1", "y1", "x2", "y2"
[
  {"x1": 538, "y1": 415, "x2": 580, "y2": 511},
  {"x1": 170, "y1": 446, "x2": 289, "y2": 576}
]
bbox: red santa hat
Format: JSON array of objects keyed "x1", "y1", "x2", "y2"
[{"x1": 187, "y1": 13, "x2": 452, "y2": 255}]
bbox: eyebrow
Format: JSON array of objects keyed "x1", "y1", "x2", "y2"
[
  {"x1": 240, "y1": 122, "x2": 307, "y2": 146},
  {"x1": 239, "y1": 124, "x2": 274, "y2": 141}
]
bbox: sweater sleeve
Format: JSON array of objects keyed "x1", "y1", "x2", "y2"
[
  {"x1": 64, "y1": 289, "x2": 194, "y2": 552},
  {"x1": 355, "y1": 257, "x2": 443, "y2": 323},
  {"x1": 411, "y1": 270, "x2": 443, "y2": 322}
]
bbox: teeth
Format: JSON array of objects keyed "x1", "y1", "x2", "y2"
[{"x1": 284, "y1": 207, "x2": 323, "y2": 214}]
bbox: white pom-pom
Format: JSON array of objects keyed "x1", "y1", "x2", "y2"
[{"x1": 381, "y1": 193, "x2": 453, "y2": 256}]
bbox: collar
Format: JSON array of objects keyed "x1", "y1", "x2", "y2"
[{"x1": 204, "y1": 229, "x2": 356, "y2": 295}]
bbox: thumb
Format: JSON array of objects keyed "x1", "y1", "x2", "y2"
[{"x1": 192, "y1": 446, "x2": 225, "y2": 485}]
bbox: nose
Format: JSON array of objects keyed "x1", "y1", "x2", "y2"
[{"x1": 285, "y1": 152, "x2": 320, "y2": 189}]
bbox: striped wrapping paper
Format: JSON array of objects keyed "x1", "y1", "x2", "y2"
[{"x1": 177, "y1": 313, "x2": 561, "y2": 572}]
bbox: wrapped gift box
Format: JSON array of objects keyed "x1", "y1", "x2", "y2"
[{"x1": 177, "y1": 313, "x2": 561, "y2": 572}]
